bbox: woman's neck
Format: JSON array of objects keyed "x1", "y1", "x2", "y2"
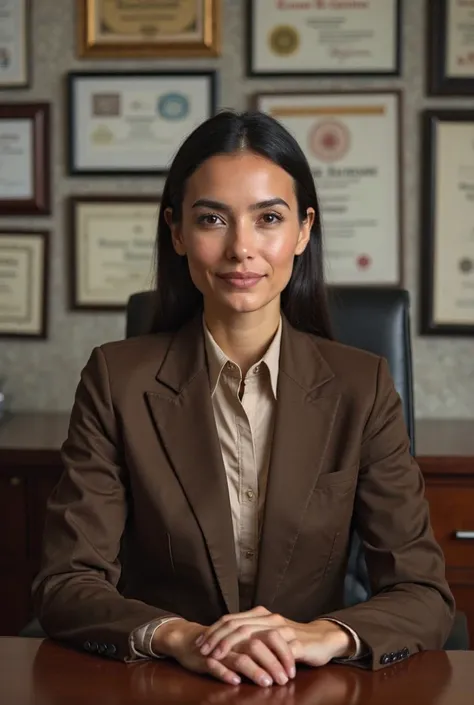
[{"x1": 204, "y1": 304, "x2": 281, "y2": 376}]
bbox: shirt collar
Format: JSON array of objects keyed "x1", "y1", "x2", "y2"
[{"x1": 203, "y1": 317, "x2": 282, "y2": 399}]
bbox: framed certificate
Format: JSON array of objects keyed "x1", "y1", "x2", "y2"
[
  {"x1": 421, "y1": 111, "x2": 474, "y2": 336},
  {"x1": 0, "y1": 0, "x2": 30, "y2": 88},
  {"x1": 77, "y1": 0, "x2": 221, "y2": 57},
  {"x1": 69, "y1": 196, "x2": 159, "y2": 310},
  {"x1": 0, "y1": 104, "x2": 51, "y2": 216},
  {"x1": 248, "y1": 0, "x2": 401, "y2": 76},
  {"x1": 255, "y1": 91, "x2": 402, "y2": 286},
  {"x1": 429, "y1": 0, "x2": 474, "y2": 95},
  {"x1": 67, "y1": 71, "x2": 217, "y2": 175},
  {"x1": 0, "y1": 230, "x2": 49, "y2": 339}
]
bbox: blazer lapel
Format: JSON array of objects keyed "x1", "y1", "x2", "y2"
[
  {"x1": 254, "y1": 320, "x2": 341, "y2": 609},
  {"x1": 145, "y1": 316, "x2": 239, "y2": 614}
]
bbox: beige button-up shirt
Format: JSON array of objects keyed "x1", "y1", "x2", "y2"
[{"x1": 131, "y1": 320, "x2": 363, "y2": 660}]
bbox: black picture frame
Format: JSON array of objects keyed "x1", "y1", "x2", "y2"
[
  {"x1": 246, "y1": 0, "x2": 402, "y2": 78},
  {"x1": 428, "y1": 0, "x2": 474, "y2": 95},
  {"x1": 420, "y1": 110, "x2": 474, "y2": 336},
  {"x1": 66, "y1": 71, "x2": 218, "y2": 176},
  {"x1": 0, "y1": 230, "x2": 49, "y2": 339}
]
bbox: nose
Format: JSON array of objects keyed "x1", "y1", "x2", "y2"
[{"x1": 225, "y1": 219, "x2": 256, "y2": 261}]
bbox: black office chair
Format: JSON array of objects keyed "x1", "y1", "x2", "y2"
[{"x1": 21, "y1": 289, "x2": 468, "y2": 648}]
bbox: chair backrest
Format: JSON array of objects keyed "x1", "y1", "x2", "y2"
[
  {"x1": 126, "y1": 287, "x2": 415, "y2": 607},
  {"x1": 126, "y1": 287, "x2": 415, "y2": 452}
]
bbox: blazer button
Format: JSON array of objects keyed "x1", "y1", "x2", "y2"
[
  {"x1": 90, "y1": 642, "x2": 98, "y2": 652},
  {"x1": 380, "y1": 654, "x2": 391, "y2": 665},
  {"x1": 402, "y1": 647, "x2": 410, "y2": 658},
  {"x1": 97, "y1": 644, "x2": 107, "y2": 655},
  {"x1": 107, "y1": 644, "x2": 117, "y2": 656},
  {"x1": 83, "y1": 641, "x2": 91, "y2": 651}
]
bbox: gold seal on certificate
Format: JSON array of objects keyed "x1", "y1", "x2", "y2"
[
  {"x1": 78, "y1": 0, "x2": 221, "y2": 57},
  {"x1": 256, "y1": 91, "x2": 402, "y2": 286},
  {"x1": 249, "y1": 0, "x2": 401, "y2": 76},
  {"x1": 0, "y1": 231, "x2": 48, "y2": 339},
  {"x1": 421, "y1": 111, "x2": 474, "y2": 335},
  {"x1": 70, "y1": 197, "x2": 159, "y2": 310},
  {"x1": 269, "y1": 26, "x2": 300, "y2": 56}
]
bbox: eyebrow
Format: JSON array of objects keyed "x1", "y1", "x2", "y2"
[{"x1": 191, "y1": 197, "x2": 291, "y2": 212}]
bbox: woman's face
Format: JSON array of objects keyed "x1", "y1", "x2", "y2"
[{"x1": 167, "y1": 151, "x2": 314, "y2": 319}]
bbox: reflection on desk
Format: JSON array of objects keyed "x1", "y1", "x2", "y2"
[{"x1": 2, "y1": 638, "x2": 473, "y2": 705}]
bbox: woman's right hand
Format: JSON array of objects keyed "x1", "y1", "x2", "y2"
[{"x1": 154, "y1": 618, "x2": 295, "y2": 687}]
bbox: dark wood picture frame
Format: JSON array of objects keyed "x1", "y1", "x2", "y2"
[
  {"x1": 428, "y1": 0, "x2": 474, "y2": 95},
  {"x1": 0, "y1": 0, "x2": 31, "y2": 89},
  {"x1": 77, "y1": 0, "x2": 221, "y2": 58},
  {"x1": 420, "y1": 110, "x2": 474, "y2": 336},
  {"x1": 246, "y1": 0, "x2": 402, "y2": 78},
  {"x1": 253, "y1": 89, "x2": 404, "y2": 288},
  {"x1": 0, "y1": 230, "x2": 49, "y2": 340},
  {"x1": 69, "y1": 195, "x2": 159, "y2": 312},
  {"x1": 0, "y1": 103, "x2": 51, "y2": 216},
  {"x1": 66, "y1": 71, "x2": 217, "y2": 176}
]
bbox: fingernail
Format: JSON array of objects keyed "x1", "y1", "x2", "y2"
[
  {"x1": 289, "y1": 666, "x2": 296, "y2": 678},
  {"x1": 277, "y1": 672, "x2": 288, "y2": 685},
  {"x1": 200, "y1": 643, "x2": 211, "y2": 655},
  {"x1": 260, "y1": 676, "x2": 272, "y2": 687},
  {"x1": 231, "y1": 676, "x2": 241, "y2": 685},
  {"x1": 195, "y1": 635, "x2": 204, "y2": 646}
]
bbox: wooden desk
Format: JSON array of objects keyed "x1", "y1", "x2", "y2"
[
  {"x1": 416, "y1": 420, "x2": 474, "y2": 648},
  {"x1": 0, "y1": 414, "x2": 67, "y2": 635},
  {"x1": 2, "y1": 639, "x2": 473, "y2": 705},
  {"x1": 0, "y1": 414, "x2": 473, "y2": 644}
]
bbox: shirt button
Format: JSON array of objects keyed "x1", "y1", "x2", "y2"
[
  {"x1": 253, "y1": 365, "x2": 260, "y2": 374},
  {"x1": 245, "y1": 551, "x2": 255, "y2": 560},
  {"x1": 246, "y1": 489, "x2": 255, "y2": 501}
]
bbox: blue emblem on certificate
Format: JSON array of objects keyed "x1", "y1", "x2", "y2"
[{"x1": 158, "y1": 93, "x2": 190, "y2": 121}]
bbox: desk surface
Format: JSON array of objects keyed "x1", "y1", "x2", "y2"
[{"x1": 2, "y1": 639, "x2": 473, "y2": 705}]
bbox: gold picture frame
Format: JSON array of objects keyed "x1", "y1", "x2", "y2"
[{"x1": 77, "y1": 0, "x2": 221, "y2": 58}]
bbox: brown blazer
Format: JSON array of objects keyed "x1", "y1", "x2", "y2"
[{"x1": 33, "y1": 316, "x2": 455, "y2": 670}]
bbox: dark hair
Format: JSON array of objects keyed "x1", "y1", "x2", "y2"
[{"x1": 151, "y1": 110, "x2": 333, "y2": 339}]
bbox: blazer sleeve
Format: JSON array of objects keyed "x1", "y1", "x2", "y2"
[
  {"x1": 32, "y1": 347, "x2": 180, "y2": 661},
  {"x1": 322, "y1": 357, "x2": 455, "y2": 670}
]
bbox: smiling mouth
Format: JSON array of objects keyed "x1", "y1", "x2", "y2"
[{"x1": 216, "y1": 273, "x2": 265, "y2": 289}]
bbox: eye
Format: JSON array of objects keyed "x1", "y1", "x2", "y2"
[
  {"x1": 196, "y1": 213, "x2": 225, "y2": 226},
  {"x1": 260, "y1": 212, "x2": 283, "y2": 225}
]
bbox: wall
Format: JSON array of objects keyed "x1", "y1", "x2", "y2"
[{"x1": 1, "y1": 0, "x2": 474, "y2": 417}]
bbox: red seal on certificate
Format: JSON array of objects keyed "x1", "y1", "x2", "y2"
[
  {"x1": 309, "y1": 120, "x2": 350, "y2": 163},
  {"x1": 356, "y1": 254, "x2": 372, "y2": 270}
]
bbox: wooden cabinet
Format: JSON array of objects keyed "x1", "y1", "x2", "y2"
[
  {"x1": 0, "y1": 414, "x2": 66, "y2": 635},
  {"x1": 417, "y1": 420, "x2": 474, "y2": 649},
  {"x1": 0, "y1": 414, "x2": 473, "y2": 646}
]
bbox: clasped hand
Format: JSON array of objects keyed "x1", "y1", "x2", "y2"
[{"x1": 168, "y1": 606, "x2": 353, "y2": 687}]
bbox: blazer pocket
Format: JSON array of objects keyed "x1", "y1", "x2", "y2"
[{"x1": 315, "y1": 464, "x2": 358, "y2": 489}]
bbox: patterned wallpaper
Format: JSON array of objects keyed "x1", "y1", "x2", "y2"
[{"x1": 1, "y1": 0, "x2": 474, "y2": 416}]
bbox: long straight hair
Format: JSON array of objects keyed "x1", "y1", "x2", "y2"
[{"x1": 150, "y1": 110, "x2": 333, "y2": 339}]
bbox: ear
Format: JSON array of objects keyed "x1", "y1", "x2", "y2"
[
  {"x1": 165, "y1": 207, "x2": 186, "y2": 256},
  {"x1": 294, "y1": 207, "x2": 315, "y2": 256}
]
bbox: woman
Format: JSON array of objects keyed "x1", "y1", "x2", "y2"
[{"x1": 33, "y1": 111, "x2": 454, "y2": 688}]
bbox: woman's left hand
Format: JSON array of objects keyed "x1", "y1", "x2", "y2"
[{"x1": 195, "y1": 606, "x2": 355, "y2": 670}]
